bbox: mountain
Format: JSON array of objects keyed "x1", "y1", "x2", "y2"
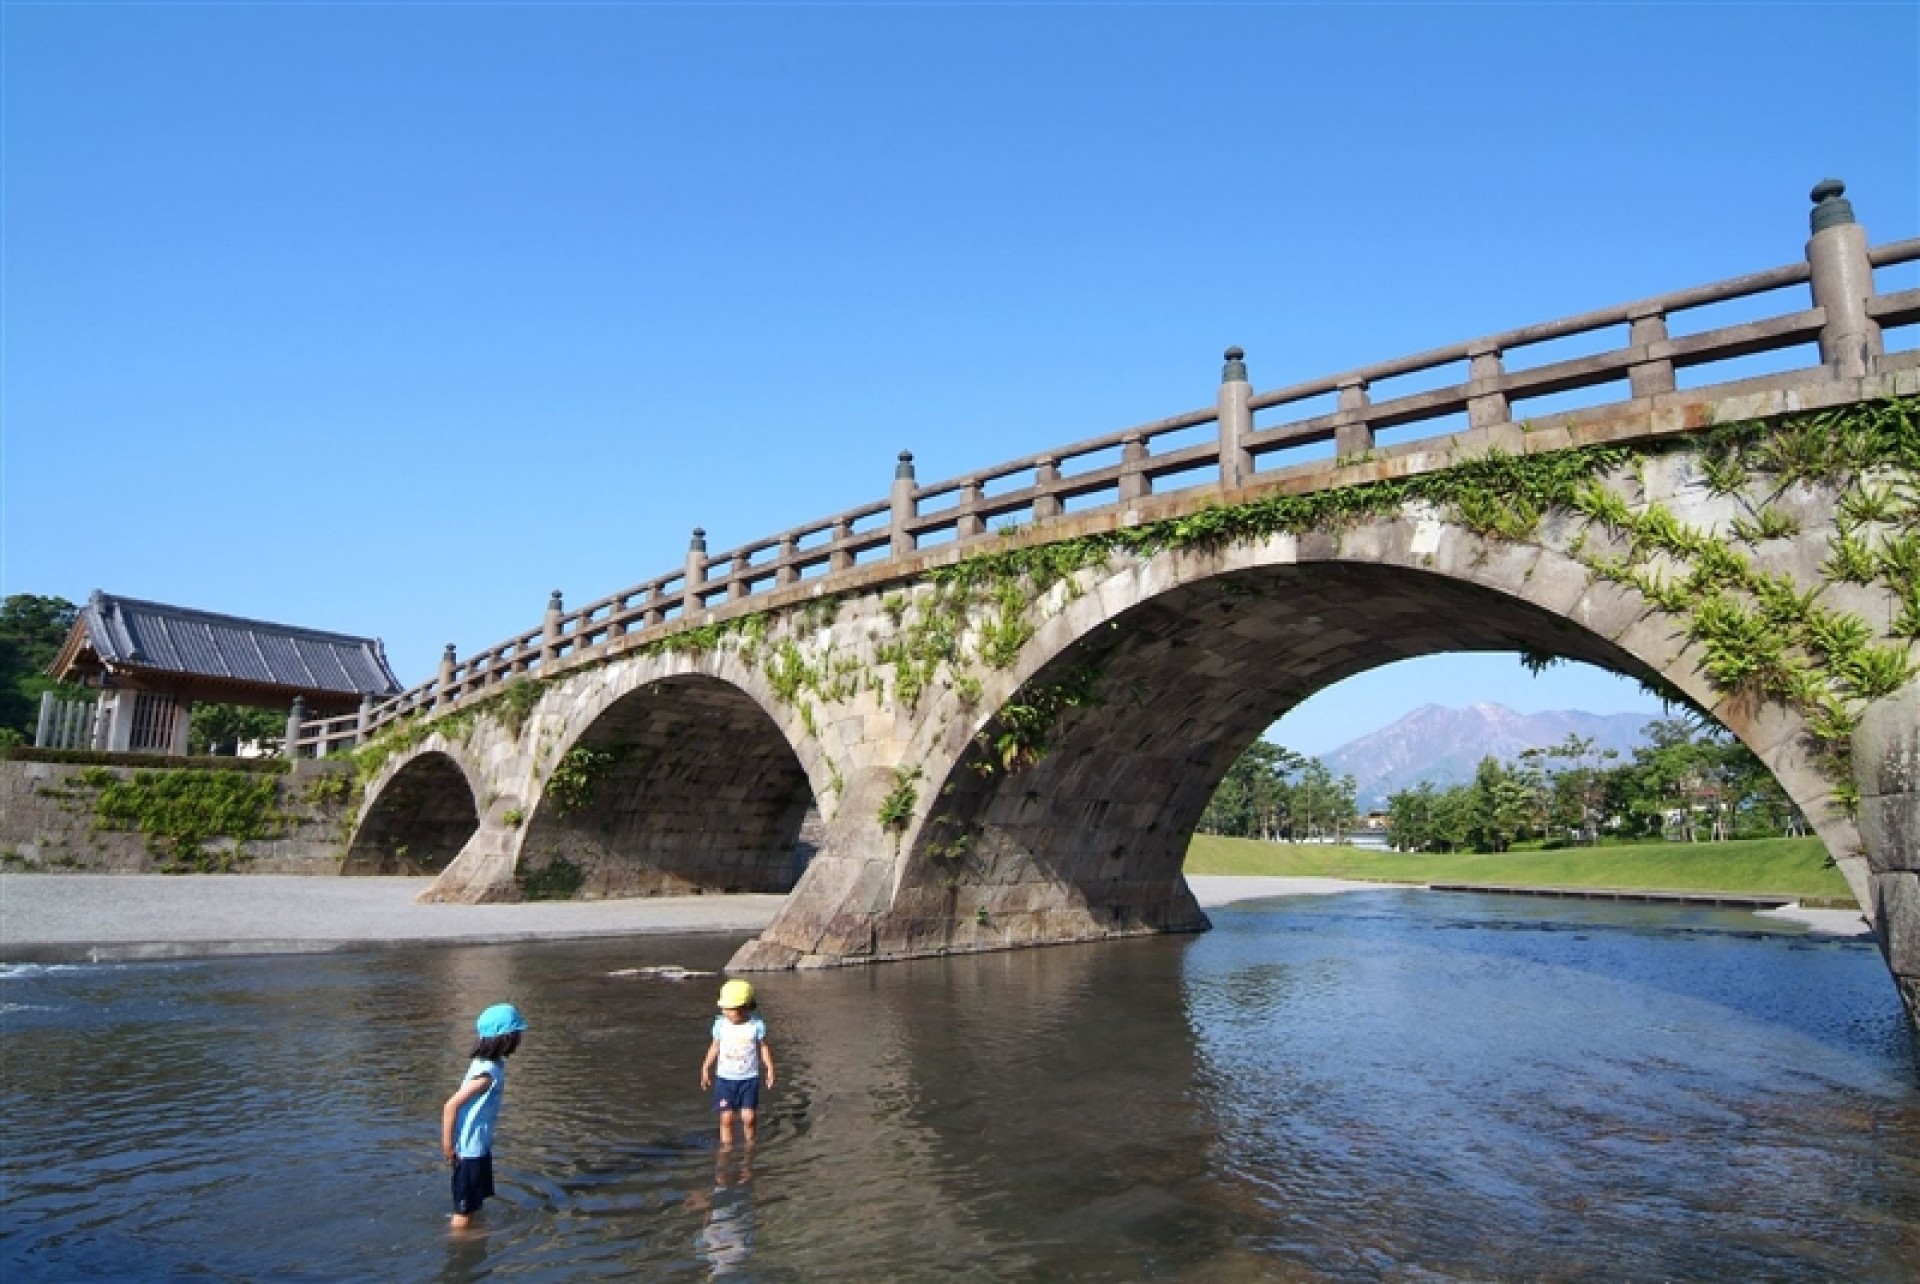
[{"x1": 1319, "y1": 703, "x2": 1654, "y2": 811}]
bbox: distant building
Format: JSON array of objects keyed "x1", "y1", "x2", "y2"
[{"x1": 41, "y1": 591, "x2": 402, "y2": 755}]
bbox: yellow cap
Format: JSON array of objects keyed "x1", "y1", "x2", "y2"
[{"x1": 718, "y1": 979, "x2": 755, "y2": 1010}]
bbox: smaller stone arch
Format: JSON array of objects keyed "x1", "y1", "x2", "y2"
[
  {"x1": 343, "y1": 750, "x2": 481, "y2": 876},
  {"x1": 514, "y1": 674, "x2": 818, "y2": 898}
]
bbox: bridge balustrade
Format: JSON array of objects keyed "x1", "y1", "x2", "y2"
[{"x1": 301, "y1": 185, "x2": 1920, "y2": 757}]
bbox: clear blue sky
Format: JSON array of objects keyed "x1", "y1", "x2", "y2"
[{"x1": 5, "y1": 3, "x2": 1916, "y2": 751}]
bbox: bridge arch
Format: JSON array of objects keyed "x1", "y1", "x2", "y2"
[
  {"x1": 343, "y1": 748, "x2": 483, "y2": 876},
  {"x1": 737, "y1": 512, "x2": 1862, "y2": 967},
  {"x1": 512, "y1": 669, "x2": 821, "y2": 897}
]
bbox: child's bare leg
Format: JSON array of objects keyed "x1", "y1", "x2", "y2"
[
  {"x1": 739, "y1": 1107, "x2": 757, "y2": 1144},
  {"x1": 718, "y1": 1107, "x2": 736, "y2": 1147},
  {"x1": 450, "y1": 1212, "x2": 473, "y2": 1231}
]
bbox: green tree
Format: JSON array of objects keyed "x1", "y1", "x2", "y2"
[
  {"x1": 1200, "y1": 740, "x2": 1306, "y2": 839},
  {"x1": 1392, "y1": 720, "x2": 1794, "y2": 854},
  {"x1": 189, "y1": 704, "x2": 289, "y2": 756},
  {"x1": 1462, "y1": 756, "x2": 1534, "y2": 853},
  {"x1": 1623, "y1": 718, "x2": 1720, "y2": 841},
  {"x1": 1624, "y1": 721, "x2": 1802, "y2": 841},
  {"x1": 1386, "y1": 781, "x2": 1440, "y2": 851},
  {"x1": 1388, "y1": 779, "x2": 1478, "y2": 852},
  {"x1": 1521, "y1": 734, "x2": 1620, "y2": 844},
  {"x1": 1288, "y1": 758, "x2": 1357, "y2": 842},
  {"x1": 0, "y1": 594, "x2": 81, "y2": 742}
]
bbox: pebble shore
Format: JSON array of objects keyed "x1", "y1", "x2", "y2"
[{"x1": 0, "y1": 872, "x2": 1866, "y2": 964}]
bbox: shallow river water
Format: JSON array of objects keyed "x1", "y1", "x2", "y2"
[{"x1": 5, "y1": 889, "x2": 1919, "y2": 1282}]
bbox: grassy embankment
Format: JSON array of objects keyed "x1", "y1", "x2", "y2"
[{"x1": 1183, "y1": 834, "x2": 1856, "y2": 905}]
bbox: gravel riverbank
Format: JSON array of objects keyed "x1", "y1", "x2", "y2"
[{"x1": 0, "y1": 872, "x2": 1867, "y2": 965}]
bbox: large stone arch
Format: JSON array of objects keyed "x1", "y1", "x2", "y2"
[
  {"x1": 342, "y1": 749, "x2": 482, "y2": 876},
  {"x1": 513, "y1": 672, "x2": 820, "y2": 897},
  {"x1": 733, "y1": 514, "x2": 1861, "y2": 968}
]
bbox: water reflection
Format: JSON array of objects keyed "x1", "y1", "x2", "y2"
[
  {"x1": 1188, "y1": 891, "x2": 1920, "y2": 1280},
  {"x1": 687, "y1": 1147, "x2": 757, "y2": 1277},
  {"x1": 3, "y1": 891, "x2": 1918, "y2": 1281}
]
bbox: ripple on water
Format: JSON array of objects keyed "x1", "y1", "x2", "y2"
[{"x1": 3, "y1": 900, "x2": 1919, "y2": 1281}]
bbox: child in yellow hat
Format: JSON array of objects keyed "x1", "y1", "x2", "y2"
[{"x1": 700, "y1": 979, "x2": 776, "y2": 1145}]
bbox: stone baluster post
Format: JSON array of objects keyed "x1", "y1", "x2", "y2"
[
  {"x1": 356, "y1": 693, "x2": 374, "y2": 748},
  {"x1": 35, "y1": 690, "x2": 55, "y2": 749},
  {"x1": 958, "y1": 482, "x2": 986, "y2": 539},
  {"x1": 434, "y1": 644, "x2": 457, "y2": 709},
  {"x1": 541, "y1": 590, "x2": 565, "y2": 667},
  {"x1": 730, "y1": 552, "x2": 751, "y2": 601},
  {"x1": 90, "y1": 682, "x2": 112, "y2": 751},
  {"x1": 830, "y1": 519, "x2": 854, "y2": 572},
  {"x1": 685, "y1": 529, "x2": 708, "y2": 611},
  {"x1": 1119, "y1": 433, "x2": 1149, "y2": 504},
  {"x1": 890, "y1": 451, "x2": 918, "y2": 556},
  {"x1": 1032, "y1": 457, "x2": 1062, "y2": 521},
  {"x1": 1335, "y1": 379, "x2": 1373, "y2": 458},
  {"x1": 1627, "y1": 307, "x2": 1675, "y2": 398},
  {"x1": 644, "y1": 584, "x2": 666, "y2": 630},
  {"x1": 1218, "y1": 346, "x2": 1253, "y2": 489},
  {"x1": 777, "y1": 536, "x2": 800, "y2": 587},
  {"x1": 285, "y1": 696, "x2": 307, "y2": 761},
  {"x1": 1466, "y1": 344, "x2": 1509, "y2": 428},
  {"x1": 1806, "y1": 179, "x2": 1882, "y2": 379}
]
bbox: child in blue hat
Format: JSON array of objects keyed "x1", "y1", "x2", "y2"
[{"x1": 440, "y1": 1002, "x2": 527, "y2": 1228}]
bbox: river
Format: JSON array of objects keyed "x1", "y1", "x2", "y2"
[{"x1": 4, "y1": 889, "x2": 1917, "y2": 1281}]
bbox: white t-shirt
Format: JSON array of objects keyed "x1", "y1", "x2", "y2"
[{"x1": 710, "y1": 1015, "x2": 767, "y2": 1081}]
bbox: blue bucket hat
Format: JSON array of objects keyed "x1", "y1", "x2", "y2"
[{"x1": 476, "y1": 1003, "x2": 528, "y2": 1038}]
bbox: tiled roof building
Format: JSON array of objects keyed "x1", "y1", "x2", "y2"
[{"x1": 43, "y1": 591, "x2": 401, "y2": 755}]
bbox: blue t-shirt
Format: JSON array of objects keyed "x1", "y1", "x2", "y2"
[
  {"x1": 710, "y1": 1015, "x2": 767, "y2": 1081},
  {"x1": 453, "y1": 1057, "x2": 506, "y2": 1159}
]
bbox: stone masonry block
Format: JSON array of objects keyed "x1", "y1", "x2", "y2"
[
  {"x1": 1857, "y1": 685, "x2": 1920, "y2": 799},
  {"x1": 1519, "y1": 423, "x2": 1576, "y2": 456},
  {"x1": 1610, "y1": 612, "x2": 1698, "y2": 686},
  {"x1": 1873, "y1": 871, "x2": 1920, "y2": 979},
  {"x1": 1439, "y1": 537, "x2": 1542, "y2": 601},
  {"x1": 1568, "y1": 578, "x2": 1649, "y2": 642},
  {"x1": 1333, "y1": 520, "x2": 1399, "y2": 565},
  {"x1": 1636, "y1": 451, "x2": 1710, "y2": 508},
  {"x1": 1094, "y1": 567, "x2": 1141, "y2": 622},
  {"x1": 1517, "y1": 553, "x2": 1598, "y2": 619}
]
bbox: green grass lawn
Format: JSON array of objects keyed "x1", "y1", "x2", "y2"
[{"x1": 1183, "y1": 833, "x2": 1856, "y2": 903}]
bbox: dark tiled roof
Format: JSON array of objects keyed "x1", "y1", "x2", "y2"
[{"x1": 77, "y1": 591, "x2": 402, "y2": 696}]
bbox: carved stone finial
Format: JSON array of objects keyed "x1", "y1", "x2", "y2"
[
  {"x1": 1222, "y1": 346, "x2": 1248, "y2": 384},
  {"x1": 690, "y1": 528, "x2": 707, "y2": 552},
  {"x1": 548, "y1": 590, "x2": 564, "y2": 612},
  {"x1": 443, "y1": 643, "x2": 457, "y2": 660},
  {"x1": 896, "y1": 450, "x2": 916, "y2": 480},
  {"x1": 1810, "y1": 178, "x2": 1855, "y2": 234}
]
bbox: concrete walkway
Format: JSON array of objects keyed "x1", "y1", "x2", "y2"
[
  {"x1": 1189, "y1": 874, "x2": 1869, "y2": 936},
  {"x1": 1186, "y1": 875, "x2": 1386, "y2": 907},
  {"x1": 0, "y1": 873, "x2": 1866, "y2": 965}
]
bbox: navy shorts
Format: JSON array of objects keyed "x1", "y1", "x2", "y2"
[
  {"x1": 714, "y1": 1076, "x2": 761, "y2": 1113},
  {"x1": 452, "y1": 1154, "x2": 495, "y2": 1215}
]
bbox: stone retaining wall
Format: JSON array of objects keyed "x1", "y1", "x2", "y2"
[{"x1": 0, "y1": 759, "x2": 354, "y2": 875}]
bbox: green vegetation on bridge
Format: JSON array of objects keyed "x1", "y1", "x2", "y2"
[{"x1": 1184, "y1": 833, "x2": 1853, "y2": 903}]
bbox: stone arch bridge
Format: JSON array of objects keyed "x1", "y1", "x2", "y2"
[{"x1": 304, "y1": 185, "x2": 1920, "y2": 1026}]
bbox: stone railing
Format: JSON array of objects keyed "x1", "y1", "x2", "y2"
[{"x1": 294, "y1": 181, "x2": 1920, "y2": 758}]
